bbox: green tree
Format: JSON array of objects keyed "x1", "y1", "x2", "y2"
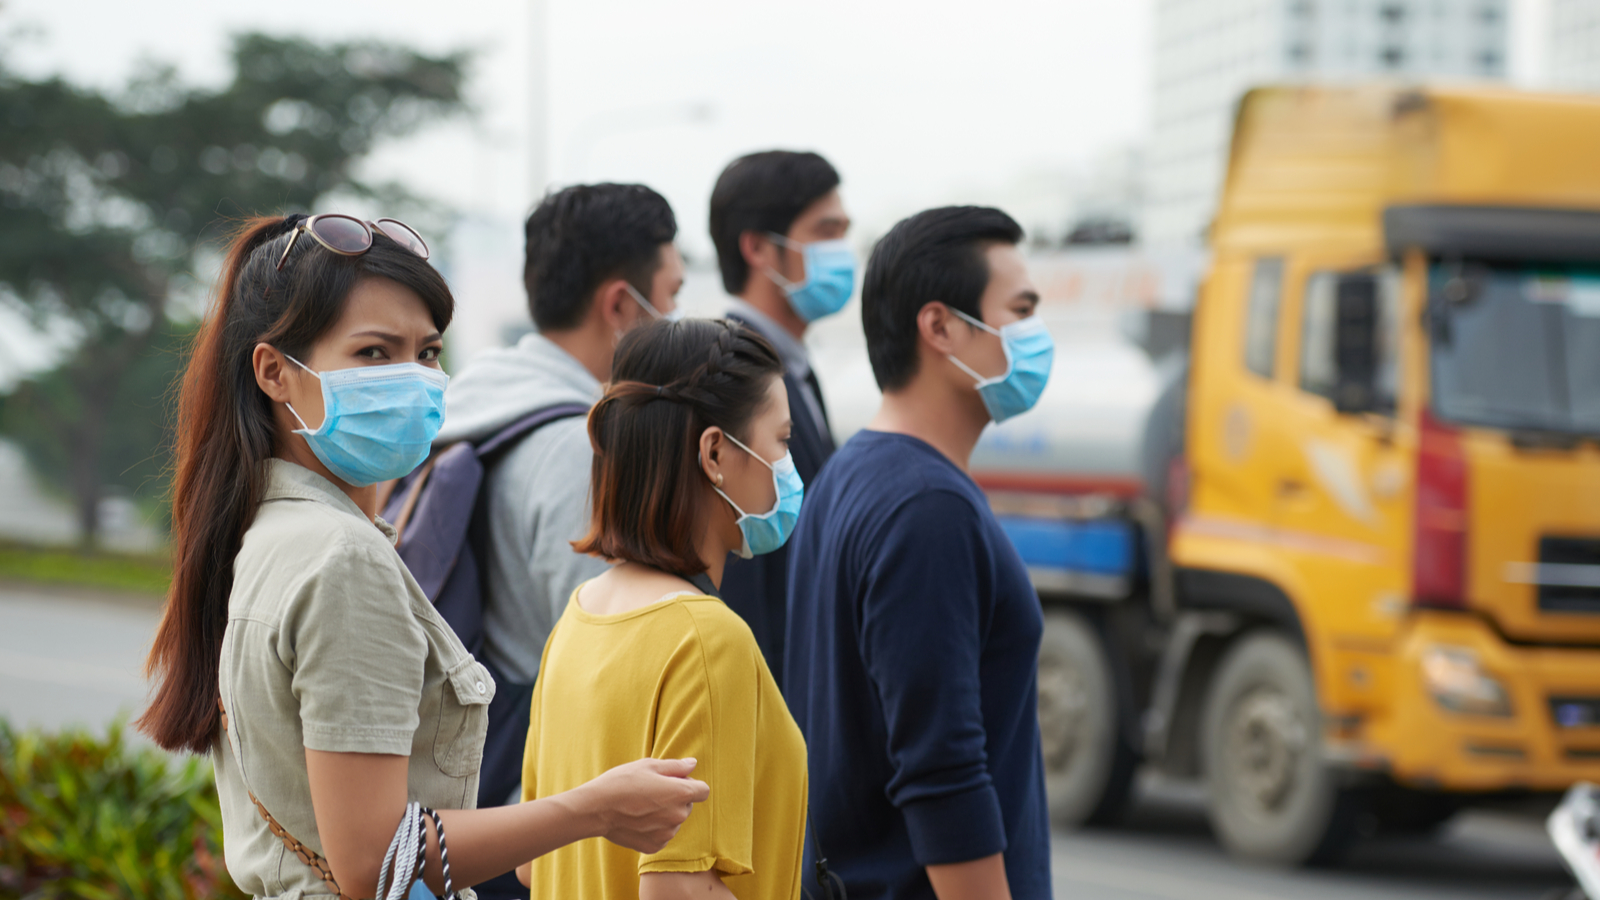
[{"x1": 0, "y1": 33, "x2": 468, "y2": 547}]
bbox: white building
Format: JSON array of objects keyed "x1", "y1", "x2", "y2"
[
  {"x1": 1147, "y1": 0, "x2": 1511, "y2": 248},
  {"x1": 1550, "y1": 0, "x2": 1600, "y2": 87}
]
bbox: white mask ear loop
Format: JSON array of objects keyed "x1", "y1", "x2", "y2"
[
  {"x1": 946, "y1": 308, "x2": 1006, "y2": 387},
  {"x1": 948, "y1": 353, "x2": 989, "y2": 385},
  {"x1": 625, "y1": 283, "x2": 664, "y2": 321},
  {"x1": 713, "y1": 432, "x2": 777, "y2": 523},
  {"x1": 280, "y1": 352, "x2": 324, "y2": 432},
  {"x1": 721, "y1": 431, "x2": 776, "y2": 472},
  {"x1": 763, "y1": 232, "x2": 804, "y2": 292},
  {"x1": 765, "y1": 265, "x2": 801, "y2": 292}
]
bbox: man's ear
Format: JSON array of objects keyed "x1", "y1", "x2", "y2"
[
  {"x1": 915, "y1": 301, "x2": 962, "y2": 358},
  {"x1": 593, "y1": 279, "x2": 632, "y2": 332},
  {"x1": 253, "y1": 343, "x2": 293, "y2": 403},
  {"x1": 738, "y1": 230, "x2": 776, "y2": 271}
]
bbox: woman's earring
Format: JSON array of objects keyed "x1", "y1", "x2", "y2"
[{"x1": 716, "y1": 473, "x2": 724, "y2": 486}]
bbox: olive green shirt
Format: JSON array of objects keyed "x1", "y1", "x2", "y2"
[{"x1": 215, "y1": 459, "x2": 494, "y2": 899}]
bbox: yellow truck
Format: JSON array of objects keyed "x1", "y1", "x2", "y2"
[{"x1": 983, "y1": 84, "x2": 1600, "y2": 865}]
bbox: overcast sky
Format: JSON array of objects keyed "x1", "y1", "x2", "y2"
[
  {"x1": 3, "y1": 0, "x2": 1161, "y2": 259},
  {"x1": 0, "y1": 0, "x2": 1557, "y2": 373}
]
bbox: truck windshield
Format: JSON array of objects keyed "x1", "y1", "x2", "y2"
[{"x1": 1430, "y1": 262, "x2": 1600, "y2": 435}]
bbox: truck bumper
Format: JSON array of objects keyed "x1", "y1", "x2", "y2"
[{"x1": 1369, "y1": 610, "x2": 1600, "y2": 792}]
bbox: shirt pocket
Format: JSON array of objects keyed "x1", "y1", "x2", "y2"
[{"x1": 433, "y1": 657, "x2": 495, "y2": 778}]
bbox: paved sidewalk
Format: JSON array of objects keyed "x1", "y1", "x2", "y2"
[{"x1": 0, "y1": 581, "x2": 162, "y2": 734}]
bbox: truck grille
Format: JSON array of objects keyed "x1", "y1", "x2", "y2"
[{"x1": 1535, "y1": 537, "x2": 1600, "y2": 614}]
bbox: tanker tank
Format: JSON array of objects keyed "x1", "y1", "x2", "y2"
[{"x1": 804, "y1": 243, "x2": 1199, "y2": 497}]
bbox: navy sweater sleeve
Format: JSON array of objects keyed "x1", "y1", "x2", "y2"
[{"x1": 858, "y1": 489, "x2": 1006, "y2": 866}]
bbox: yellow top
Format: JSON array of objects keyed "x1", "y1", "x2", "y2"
[{"x1": 521, "y1": 587, "x2": 807, "y2": 900}]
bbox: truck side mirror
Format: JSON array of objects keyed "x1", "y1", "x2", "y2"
[{"x1": 1334, "y1": 274, "x2": 1379, "y2": 414}]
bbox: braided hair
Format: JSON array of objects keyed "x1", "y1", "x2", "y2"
[{"x1": 574, "y1": 317, "x2": 783, "y2": 577}]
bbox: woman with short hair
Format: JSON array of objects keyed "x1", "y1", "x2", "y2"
[{"x1": 517, "y1": 318, "x2": 809, "y2": 900}]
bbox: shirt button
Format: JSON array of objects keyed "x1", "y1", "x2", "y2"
[{"x1": 476, "y1": 681, "x2": 487, "y2": 694}]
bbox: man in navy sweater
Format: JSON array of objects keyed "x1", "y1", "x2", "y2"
[{"x1": 785, "y1": 206, "x2": 1054, "y2": 900}]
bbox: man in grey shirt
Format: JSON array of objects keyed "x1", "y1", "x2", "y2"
[{"x1": 433, "y1": 185, "x2": 682, "y2": 899}]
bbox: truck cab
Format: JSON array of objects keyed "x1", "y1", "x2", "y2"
[{"x1": 991, "y1": 84, "x2": 1600, "y2": 865}]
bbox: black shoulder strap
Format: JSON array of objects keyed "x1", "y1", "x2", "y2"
[
  {"x1": 688, "y1": 572, "x2": 720, "y2": 599},
  {"x1": 475, "y1": 402, "x2": 591, "y2": 460},
  {"x1": 805, "y1": 814, "x2": 848, "y2": 900}
]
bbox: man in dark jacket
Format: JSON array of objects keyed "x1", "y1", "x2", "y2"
[{"x1": 708, "y1": 150, "x2": 852, "y2": 686}]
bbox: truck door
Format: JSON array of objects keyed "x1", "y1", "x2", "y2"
[{"x1": 1270, "y1": 265, "x2": 1413, "y2": 651}]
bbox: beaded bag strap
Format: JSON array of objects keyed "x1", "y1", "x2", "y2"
[{"x1": 219, "y1": 699, "x2": 358, "y2": 900}]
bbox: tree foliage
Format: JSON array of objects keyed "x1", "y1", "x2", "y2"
[{"x1": 0, "y1": 33, "x2": 468, "y2": 545}]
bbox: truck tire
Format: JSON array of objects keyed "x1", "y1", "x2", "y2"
[
  {"x1": 1037, "y1": 607, "x2": 1138, "y2": 827},
  {"x1": 1202, "y1": 630, "x2": 1362, "y2": 865}
]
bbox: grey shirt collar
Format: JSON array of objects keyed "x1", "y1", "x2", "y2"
[{"x1": 725, "y1": 298, "x2": 811, "y2": 380}]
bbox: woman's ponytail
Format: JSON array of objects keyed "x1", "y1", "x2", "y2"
[
  {"x1": 137, "y1": 213, "x2": 454, "y2": 753},
  {"x1": 138, "y1": 216, "x2": 290, "y2": 753}
]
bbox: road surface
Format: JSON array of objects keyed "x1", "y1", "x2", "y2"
[{"x1": 0, "y1": 582, "x2": 1578, "y2": 899}]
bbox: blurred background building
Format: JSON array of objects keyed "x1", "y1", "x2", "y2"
[
  {"x1": 1145, "y1": 0, "x2": 1513, "y2": 250},
  {"x1": 1550, "y1": 0, "x2": 1600, "y2": 86}
]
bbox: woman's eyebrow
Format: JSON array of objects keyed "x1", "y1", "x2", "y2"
[{"x1": 347, "y1": 330, "x2": 443, "y2": 344}]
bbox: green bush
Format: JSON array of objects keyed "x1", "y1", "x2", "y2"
[{"x1": 0, "y1": 719, "x2": 245, "y2": 900}]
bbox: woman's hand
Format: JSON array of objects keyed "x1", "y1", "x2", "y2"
[{"x1": 575, "y1": 757, "x2": 710, "y2": 853}]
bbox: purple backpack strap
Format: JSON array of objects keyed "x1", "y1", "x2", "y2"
[
  {"x1": 386, "y1": 403, "x2": 591, "y2": 603},
  {"x1": 476, "y1": 403, "x2": 591, "y2": 459}
]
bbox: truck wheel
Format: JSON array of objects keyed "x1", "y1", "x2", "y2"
[
  {"x1": 1202, "y1": 630, "x2": 1361, "y2": 865},
  {"x1": 1037, "y1": 607, "x2": 1138, "y2": 827}
]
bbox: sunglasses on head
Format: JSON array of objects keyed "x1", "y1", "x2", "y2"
[{"x1": 276, "y1": 214, "x2": 430, "y2": 271}]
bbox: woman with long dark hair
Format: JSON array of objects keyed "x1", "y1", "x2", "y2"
[
  {"x1": 139, "y1": 214, "x2": 707, "y2": 900},
  {"x1": 515, "y1": 319, "x2": 809, "y2": 900}
]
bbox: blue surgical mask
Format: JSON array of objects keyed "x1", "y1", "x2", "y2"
[
  {"x1": 713, "y1": 432, "x2": 804, "y2": 559},
  {"x1": 947, "y1": 310, "x2": 1054, "y2": 424},
  {"x1": 765, "y1": 234, "x2": 856, "y2": 323},
  {"x1": 625, "y1": 283, "x2": 685, "y2": 323},
  {"x1": 284, "y1": 354, "x2": 449, "y2": 487}
]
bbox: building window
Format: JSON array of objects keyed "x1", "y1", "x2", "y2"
[
  {"x1": 1289, "y1": 42, "x2": 1313, "y2": 64},
  {"x1": 1480, "y1": 49, "x2": 1501, "y2": 71},
  {"x1": 1381, "y1": 46, "x2": 1406, "y2": 68},
  {"x1": 1244, "y1": 259, "x2": 1285, "y2": 379},
  {"x1": 1291, "y1": 0, "x2": 1315, "y2": 16},
  {"x1": 1380, "y1": 2, "x2": 1407, "y2": 24},
  {"x1": 1479, "y1": 4, "x2": 1500, "y2": 24}
]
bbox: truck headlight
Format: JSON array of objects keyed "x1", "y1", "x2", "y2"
[{"x1": 1421, "y1": 646, "x2": 1514, "y2": 717}]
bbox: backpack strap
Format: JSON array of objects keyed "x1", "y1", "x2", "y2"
[
  {"x1": 474, "y1": 403, "x2": 591, "y2": 459},
  {"x1": 391, "y1": 456, "x2": 440, "y2": 546},
  {"x1": 391, "y1": 403, "x2": 588, "y2": 548}
]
